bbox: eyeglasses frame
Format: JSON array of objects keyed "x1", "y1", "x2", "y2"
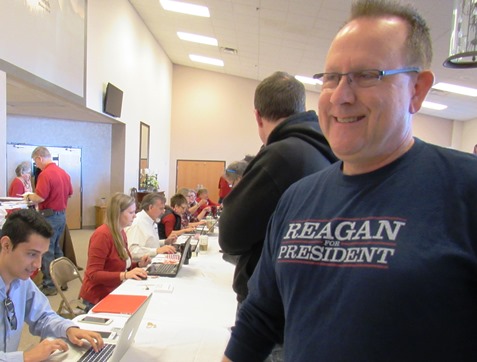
[{"x1": 313, "y1": 67, "x2": 421, "y2": 88}]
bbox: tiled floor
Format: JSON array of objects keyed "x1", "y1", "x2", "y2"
[{"x1": 18, "y1": 228, "x2": 94, "y2": 351}]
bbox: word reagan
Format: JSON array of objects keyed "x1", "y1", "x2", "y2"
[{"x1": 283, "y1": 219, "x2": 406, "y2": 242}]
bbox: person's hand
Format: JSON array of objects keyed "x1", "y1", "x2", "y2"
[
  {"x1": 23, "y1": 338, "x2": 69, "y2": 362},
  {"x1": 165, "y1": 234, "x2": 177, "y2": 244},
  {"x1": 66, "y1": 327, "x2": 104, "y2": 353},
  {"x1": 125, "y1": 267, "x2": 148, "y2": 280},
  {"x1": 157, "y1": 245, "x2": 176, "y2": 254},
  {"x1": 138, "y1": 255, "x2": 152, "y2": 268},
  {"x1": 198, "y1": 199, "x2": 208, "y2": 207},
  {"x1": 204, "y1": 206, "x2": 212, "y2": 212}
]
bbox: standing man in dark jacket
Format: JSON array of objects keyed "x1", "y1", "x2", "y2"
[{"x1": 219, "y1": 71, "x2": 337, "y2": 306}]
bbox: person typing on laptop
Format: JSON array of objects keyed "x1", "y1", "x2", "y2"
[
  {"x1": 126, "y1": 193, "x2": 177, "y2": 260},
  {"x1": 80, "y1": 193, "x2": 151, "y2": 310},
  {"x1": 0, "y1": 209, "x2": 103, "y2": 362}
]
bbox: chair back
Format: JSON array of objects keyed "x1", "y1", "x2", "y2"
[{"x1": 49, "y1": 257, "x2": 85, "y2": 318}]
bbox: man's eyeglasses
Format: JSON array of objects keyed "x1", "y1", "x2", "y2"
[
  {"x1": 313, "y1": 67, "x2": 420, "y2": 89},
  {"x1": 4, "y1": 297, "x2": 17, "y2": 330}
]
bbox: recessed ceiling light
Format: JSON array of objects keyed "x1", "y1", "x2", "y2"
[
  {"x1": 421, "y1": 101, "x2": 448, "y2": 110},
  {"x1": 160, "y1": 0, "x2": 210, "y2": 17},
  {"x1": 432, "y1": 82, "x2": 477, "y2": 97},
  {"x1": 177, "y1": 32, "x2": 218, "y2": 46},
  {"x1": 295, "y1": 75, "x2": 322, "y2": 86},
  {"x1": 189, "y1": 54, "x2": 224, "y2": 67}
]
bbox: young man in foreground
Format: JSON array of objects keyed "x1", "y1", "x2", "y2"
[{"x1": 1, "y1": 209, "x2": 103, "y2": 362}]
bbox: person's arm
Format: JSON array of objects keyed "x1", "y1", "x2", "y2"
[
  {"x1": 84, "y1": 229, "x2": 125, "y2": 286},
  {"x1": 196, "y1": 206, "x2": 210, "y2": 221},
  {"x1": 224, "y1": 214, "x2": 284, "y2": 361},
  {"x1": 126, "y1": 224, "x2": 159, "y2": 260},
  {"x1": 8, "y1": 178, "x2": 24, "y2": 197},
  {"x1": 24, "y1": 192, "x2": 45, "y2": 204}
]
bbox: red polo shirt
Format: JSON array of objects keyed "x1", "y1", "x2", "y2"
[{"x1": 35, "y1": 162, "x2": 73, "y2": 211}]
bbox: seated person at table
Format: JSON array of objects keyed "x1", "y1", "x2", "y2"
[
  {"x1": 0, "y1": 209, "x2": 103, "y2": 361},
  {"x1": 158, "y1": 194, "x2": 195, "y2": 239},
  {"x1": 193, "y1": 188, "x2": 219, "y2": 218},
  {"x1": 8, "y1": 161, "x2": 32, "y2": 197},
  {"x1": 126, "y1": 193, "x2": 176, "y2": 260},
  {"x1": 80, "y1": 193, "x2": 151, "y2": 309},
  {"x1": 177, "y1": 188, "x2": 208, "y2": 228}
]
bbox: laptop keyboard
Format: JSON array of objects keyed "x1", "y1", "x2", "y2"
[
  {"x1": 78, "y1": 343, "x2": 115, "y2": 362},
  {"x1": 149, "y1": 263, "x2": 177, "y2": 274}
]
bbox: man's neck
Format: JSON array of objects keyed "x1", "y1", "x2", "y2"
[{"x1": 0, "y1": 265, "x2": 13, "y2": 293}]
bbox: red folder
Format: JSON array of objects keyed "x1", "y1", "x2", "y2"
[{"x1": 91, "y1": 294, "x2": 148, "y2": 314}]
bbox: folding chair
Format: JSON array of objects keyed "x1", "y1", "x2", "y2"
[{"x1": 49, "y1": 257, "x2": 86, "y2": 319}]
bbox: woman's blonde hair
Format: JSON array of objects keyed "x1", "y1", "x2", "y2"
[{"x1": 105, "y1": 192, "x2": 135, "y2": 260}]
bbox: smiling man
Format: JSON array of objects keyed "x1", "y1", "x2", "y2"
[
  {"x1": 222, "y1": 1, "x2": 477, "y2": 361},
  {"x1": 0, "y1": 209, "x2": 103, "y2": 362}
]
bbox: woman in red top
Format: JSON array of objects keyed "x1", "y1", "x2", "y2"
[
  {"x1": 8, "y1": 161, "x2": 32, "y2": 197},
  {"x1": 80, "y1": 193, "x2": 151, "y2": 308}
]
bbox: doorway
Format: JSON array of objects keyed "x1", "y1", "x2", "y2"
[{"x1": 176, "y1": 160, "x2": 225, "y2": 203}]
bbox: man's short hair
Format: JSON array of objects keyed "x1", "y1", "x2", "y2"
[
  {"x1": 254, "y1": 71, "x2": 306, "y2": 122},
  {"x1": 0, "y1": 209, "x2": 53, "y2": 250},
  {"x1": 348, "y1": 0, "x2": 432, "y2": 68},
  {"x1": 170, "y1": 193, "x2": 187, "y2": 207},
  {"x1": 141, "y1": 192, "x2": 166, "y2": 211},
  {"x1": 31, "y1": 146, "x2": 52, "y2": 159}
]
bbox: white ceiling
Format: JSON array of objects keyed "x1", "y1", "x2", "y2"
[
  {"x1": 5, "y1": 0, "x2": 476, "y2": 123},
  {"x1": 128, "y1": 0, "x2": 477, "y2": 122}
]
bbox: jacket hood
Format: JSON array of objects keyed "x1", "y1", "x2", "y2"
[{"x1": 267, "y1": 110, "x2": 336, "y2": 163}]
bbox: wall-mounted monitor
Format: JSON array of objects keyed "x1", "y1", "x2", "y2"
[{"x1": 103, "y1": 82, "x2": 123, "y2": 118}]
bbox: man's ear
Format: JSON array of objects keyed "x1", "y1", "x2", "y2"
[
  {"x1": 254, "y1": 109, "x2": 263, "y2": 127},
  {"x1": 409, "y1": 70, "x2": 434, "y2": 114},
  {"x1": 0, "y1": 236, "x2": 12, "y2": 253}
]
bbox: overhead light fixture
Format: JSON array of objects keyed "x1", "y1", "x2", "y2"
[
  {"x1": 189, "y1": 54, "x2": 224, "y2": 67},
  {"x1": 432, "y1": 82, "x2": 477, "y2": 97},
  {"x1": 177, "y1": 32, "x2": 218, "y2": 46},
  {"x1": 421, "y1": 101, "x2": 448, "y2": 110},
  {"x1": 160, "y1": 0, "x2": 210, "y2": 17},
  {"x1": 444, "y1": 0, "x2": 477, "y2": 68},
  {"x1": 295, "y1": 75, "x2": 322, "y2": 86}
]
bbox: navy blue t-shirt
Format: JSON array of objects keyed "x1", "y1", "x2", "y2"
[{"x1": 227, "y1": 138, "x2": 477, "y2": 361}]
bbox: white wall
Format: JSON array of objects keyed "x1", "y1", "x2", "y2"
[
  {"x1": 461, "y1": 118, "x2": 477, "y2": 154},
  {"x1": 412, "y1": 113, "x2": 454, "y2": 147},
  {"x1": 2, "y1": 0, "x2": 174, "y2": 227},
  {"x1": 169, "y1": 65, "x2": 464, "y2": 193},
  {"x1": 86, "y1": 0, "x2": 173, "y2": 195}
]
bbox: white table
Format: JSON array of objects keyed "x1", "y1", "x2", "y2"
[{"x1": 87, "y1": 233, "x2": 237, "y2": 361}]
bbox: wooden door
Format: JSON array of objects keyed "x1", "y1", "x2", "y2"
[{"x1": 176, "y1": 160, "x2": 225, "y2": 203}]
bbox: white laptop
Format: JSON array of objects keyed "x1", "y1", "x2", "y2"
[{"x1": 47, "y1": 294, "x2": 152, "y2": 362}]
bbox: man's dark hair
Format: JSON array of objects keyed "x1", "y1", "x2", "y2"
[
  {"x1": 170, "y1": 193, "x2": 187, "y2": 207},
  {"x1": 0, "y1": 209, "x2": 53, "y2": 250},
  {"x1": 141, "y1": 192, "x2": 166, "y2": 211},
  {"x1": 349, "y1": 0, "x2": 432, "y2": 68},
  {"x1": 254, "y1": 71, "x2": 306, "y2": 122}
]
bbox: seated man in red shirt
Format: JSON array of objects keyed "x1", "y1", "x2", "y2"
[{"x1": 158, "y1": 194, "x2": 195, "y2": 239}]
